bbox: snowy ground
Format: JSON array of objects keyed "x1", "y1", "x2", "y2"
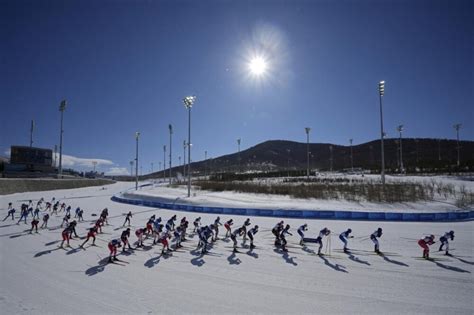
[
  {"x1": 130, "y1": 174, "x2": 474, "y2": 213},
  {"x1": 0, "y1": 182, "x2": 473, "y2": 314}
]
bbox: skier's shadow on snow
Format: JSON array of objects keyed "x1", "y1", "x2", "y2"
[
  {"x1": 144, "y1": 255, "x2": 161, "y2": 268},
  {"x1": 45, "y1": 240, "x2": 61, "y2": 246},
  {"x1": 318, "y1": 255, "x2": 348, "y2": 273},
  {"x1": 449, "y1": 256, "x2": 474, "y2": 265},
  {"x1": 85, "y1": 259, "x2": 109, "y2": 276},
  {"x1": 428, "y1": 260, "x2": 471, "y2": 273},
  {"x1": 0, "y1": 223, "x2": 17, "y2": 228},
  {"x1": 273, "y1": 248, "x2": 297, "y2": 266},
  {"x1": 191, "y1": 255, "x2": 205, "y2": 267},
  {"x1": 227, "y1": 252, "x2": 241, "y2": 265},
  {"x1": 246, "y1": 249, "x2": 258, "y2": 259},
  {"x1": 34, "y1": 247, "x2": 62, "y2": 257},
  {"x1": 380, "y1": 254, "x2": 409, "y2": 267},
  {"x1": 66, "y1": 247, "x2": 82, "y2": 255},
  {"x1": 302, "y1": 245, "x2": 316, "y2": 255},
  {"x1": 345, "y1": 251, "x2": 371, "y2": 266}
]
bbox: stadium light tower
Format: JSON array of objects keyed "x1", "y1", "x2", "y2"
[
  {"x1": 135, "y1": 132, "x2": 140, "y2": 190},
  {"x1": 237, "y1": 138, "x2": 241, "y2": 173},
  {"x1": 169, "y1": 124, "x2": 173, "y2": 185},
  {"x1": 183, "y1": 140, "x2": 186, "y2": 178},
  {"x1": 163, "y1": 145, "x2": 166, "y2": 182},
  {"x1": 305, "y1": 127, "x2": 311, "y2": 180},
  {"x1": 30, "y1": 120, "x2": 34, "y2": 147},
  {"x1": 58, "y1": 100, "x2": 67, "y2": 178},
  {"x1": 183, "y1": 95, "x2": 196, "y2": 197},
  {"x1": 378, "y1": 81, "x2": 386, "y2": 187},
  {"x1": 397, "y1": 125, "x2": 404, "y2": 173},
  {"x1": 454, "y1": 123, "x2": 462, "y2": 167},
  {"x1": 349, "y1": 139, "x2": 354, "y2": 172},
  {"x1": 205, "y1": 150, "x2": 208, "y2": 177}
]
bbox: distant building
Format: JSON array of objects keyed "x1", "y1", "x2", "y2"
[{"x1": 5, "y1": 146, "x2": 55, "y2": 175}]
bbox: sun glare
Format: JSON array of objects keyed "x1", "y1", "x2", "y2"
[{"x1": 249, "y1": 57, "x2": 267, "y2": 76}]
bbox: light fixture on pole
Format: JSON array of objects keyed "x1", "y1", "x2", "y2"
[
  {"x1": 349, "y1": 139, "x2": 354, "y2": 172},
  {"x1": 163, "y1": 145, "x2": 166, "y2": 182},
  {"x1": 305, "y1": 127, "x2": 311, "y2": 180},
  {"x1": 183, "y1": 95, "x2": 196, "y2": 197},
  {"x1": 397, "y1": 125, "x2": 404, "y2": 173},
  {"x1": 135, "y1": 132, "x2": 140, "y2": 190},
  {"x1": 237, "y1": 138, "x2": 241, "y2": 173},
  {"x1": 169, "y1": 124, "x2": 173, "y2": 185},
  {"x1": 30, "y1": 120, "x2": 34, "y2": 147},
  {"x1": 378, "y1": 80, "x2": 386, "y2": 186},
  {"x1": 58, "y1": 100, "x2": 67, "y2": 178},
  {"x1": 454, "y1": 123, "x2": 462, "y2": 167}
]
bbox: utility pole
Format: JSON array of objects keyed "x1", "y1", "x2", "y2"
[
  {"x1": 169, "y1": 124, "x2": 173, "y2": 185},
  {"x1": 305, "y1": 127, "x2": 311, "y2": 180},
  {"x1": 163, "y1": 145, "x2": 166, "y2": 182},
  {"x1": 378, "y1": 81, "x2": 386, "y2": 187},
  {"x1": 58, "y1": 100, "x2": 67, "y2": 177},
  {"x1": 30, "y1": 120, "x2": 34, "y2": 147},
  {"x1": 454, "y1": 124, "x2": 462, "y2": 167}
]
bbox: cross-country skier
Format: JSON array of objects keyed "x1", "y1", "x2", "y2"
[
  {"x1": 418, "y1": 235, "x2": 436, "y2": 259},
  {"x1": 180, "y1": 218, "x2": 188, "y2": 241},
  {"x1": 65, "y1": 206, "x2": 71, "y2": 216},
  {"x1": 60, "y1": 226, "x2": 72, "y2": 248},
  {"x1": 123, "y1": 211, "x2": 132, "y2": 226},
  {"x1": 77, "y1": 209, "x2": 84, "y2": 222},
  {"x1": 7, "y1": 202, "x2": 13, "y2": 211},
  {"x1": 224, "y1": 219, "x2": 233, "y2": 238},
  {"x1": 159, "y1": 231, "x2": 171, "y2": 255},
  {"x1": 297, "y1": 224, "x2": 308, "y2": 245},
  {"x1": 107, "y1": 239, "x2": 121, "y2": 262},
  {"x1": 3, "y1": 207, "x2": 15, "y2": 221},
  {"x1": 135, "y1": 227, "x2": 146, "y2": 247},
  {"x1": 59, "y1": 203, "x2": 66, "y2": 212},
  {"x1": 339, "y1": 228, "x2": 353, "y2": 252},
  {"x1": 438, "y1": 230, "x2": 455, "y2": 255},
  {"x1": 231, "y1": 227, "x2": 245, "y2": 252},
  {"x1": 120, "y1": 228, "x2": 133, "y2": 252},
  {"x1": 17, "y1": 206, "x2": 28, "y2": 224},
  {"x1": 370, "y1": 228, "x2": 383, "y2": 254},
  {"x1": 242, "y1": 218, "x2": 251, "y2": 241},
  {"x1": 95, "y1": 218, "x2": 104, "y2": 234},
  {"x1": 100, "y1": 208, "x2": 109, "y2": 225},
  {"x1": 212, "y1": 216, "x2": 222, "y2": 241},
  {"x1": 80, "y1": 227, "x2": 98, "y2": 247},
  {"x1": 52, "y1": 203, "x2": 58, "y2": 215},
  {"x1": 27, "y1": 206, "x2": 34, "y2": 218},
  {"x1": 166, "y1": 215, "x2": 177, "y2": 232},
  {"x1": 173, "y1": 226, "x2": 183, "y2": 249},
  {"x1": 153, "y1": 221, "x2": 164, "y2": 245},
  {"x1": 314, "y1": 228, "x2": 331, "y2": 255},
  {"x1": 193, "y1": 217, "x2": 201, "y2": 232},
  {"x1": 272, "y1": 221, "x2": 285, "y2": 246},
  {"x1": 44, "y1": 202, "x2": 52, "y2": 212},
  {"x1": 36, "y1": 198, "x2": 44, "y2": 210},
  {"x1": 68, "y1": 220, "x2": 79, "y2": 238},
  {"x1": 247, "y1": 225, "x2": 259, "y2": 248},
  {"x1": 280, "y1": 224, "x2": 293, "y2": 251},
  {"x1": 40, "y1": 213, "x2": 49, "y2": 228},
  {"x1": 74, "y1": 207, "x2": 81, "y2": 218},
  {"x1": 146, "y1": 217, "x2": 155, "y2": 237},
  {"x1": 28, "y1": 200, "x2": 33, "y2": 208},
  {"x1": 29, "y1": 218, "x2": 39, "y2": 233},
  {"x1": 61, "y1": 214, "x2": 71, "y2": 228},
  {"x1": 33, "y1": 207, "x2": 40, "y2": 219}
]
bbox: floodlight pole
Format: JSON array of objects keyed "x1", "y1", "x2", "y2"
[
  {"x1": 169, "y1": 124, "x2": 173, "y2": 185},
  {"x1": 378, "y1": 81, "x2": 386, "y2": 187},
  {"x1": 205, "y1": 150, "x2": 208, "y2": 177},
  {"x1": 329, "y1": 145, "x2": 333, "y2": 172},
  {"x1": 349, "y1": 139, "x2": 354, "y2": 172},
  {"x1": 135, "y1": 132, "x2": 140, "y2": 190},
  {"x1": 183, "y1": 96, "x2": 196, "y2": 197},
  {"x1": 30, "y1": 120, "x2": 34, "y2": 147},
  {"x1": 163, "y1": 145, "x2": 166, "y2": 182},
  {"x1": 287, "y1": 149, "x2": 291, "y2": 177},
  {"x1": 454, "y1": 123, "x2": 461, "y2": 167},
  {"x1": 58, "y1": 100, "x2": 67, "y2": 178},
  {"x1": 305, "y1": 127, "x2": 311, "y2": 180},
  {"x1": 237, "y1": 138, "x2": 241, "y2": 173},
  {"x1": 397, "y1": 125, "x2": 404, "y2": 173},
  {"x1": 130, "y1": 160, "x2": 134, "y2": 177},
  {"x1": 183, "y1": 140, "x2": 186, "y2": 178}
]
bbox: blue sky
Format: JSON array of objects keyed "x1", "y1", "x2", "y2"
[{"x1": 1, "y1": 0, "x2": 472, "y2": 175}]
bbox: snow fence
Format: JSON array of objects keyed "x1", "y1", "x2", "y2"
[{"x1": 111, "y1": 194, "x2": 474, "y2": 222}]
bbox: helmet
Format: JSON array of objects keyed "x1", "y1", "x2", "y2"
[
  {"x1": 348, "y1": 228, "x2": 352, "y2": 233},
  {"x1": 303, "y1": 223, "x2": 307, "y2": 227},
  {"x1": 255, "y1": 225, "x2": 259, "y2": 229},
  {"x1": 285, "y1": 224, "x2": 290, "y2": 229},
  {"x1": 449, "y1": 230, "x2": 454, "y2": 235},
  {"x1": 430, "y1": 234, "x2": 435, "y2": 239},
  {"x1": 377, "y1": 228, "x2": 382, "y2": 232},
  {"x1": 126, "y1": 228, "x2": 130, "y2": 231}
]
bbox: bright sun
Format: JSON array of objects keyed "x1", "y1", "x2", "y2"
[{"x1": 249, "y1": 57, "x2": 267, "y2": 76}]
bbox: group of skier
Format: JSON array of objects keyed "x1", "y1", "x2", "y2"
[{"x1": 3, "y1": 200, "x2": 459, "y2": 263}]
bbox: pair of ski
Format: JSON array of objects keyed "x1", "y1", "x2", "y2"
[{"x1": 108, "y1": 257, "x2": 129, "y2": 266}]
